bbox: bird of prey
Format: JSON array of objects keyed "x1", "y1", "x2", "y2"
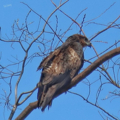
[{"x1": 37, "y1": 34, "x2": 91, "y2": 111}]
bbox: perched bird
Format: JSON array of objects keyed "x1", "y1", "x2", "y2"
[{"x1": 37, "y1": 34, "x2": 91, "y2": 111}]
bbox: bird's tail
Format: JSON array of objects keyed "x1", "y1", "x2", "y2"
[
  {"x1": 37, "y1": 82, "x2": 44, "y2": 108},
  {"x1": 37, "y1": 83, "x2": 52, "y2": 111}
]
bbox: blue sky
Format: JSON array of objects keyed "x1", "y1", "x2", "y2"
[{"x1": 0, "y1": 0, "x2": 120, "y2": 120}]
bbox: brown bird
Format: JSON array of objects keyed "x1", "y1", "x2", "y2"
[{"x1": 37, "y1": 34, "x2": 91, "y2": 111}]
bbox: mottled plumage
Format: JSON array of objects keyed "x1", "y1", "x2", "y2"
[{"x1": 37, "y1": 34, "x2": 91, "y2": 111}]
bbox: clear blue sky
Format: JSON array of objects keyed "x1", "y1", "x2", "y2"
[{"x1": 0, "y1": 0, "x2": 120, "y2": 120}]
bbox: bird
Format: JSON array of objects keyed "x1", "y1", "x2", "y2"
[{"x1": 37, "y1": 34, "x2": 91, "y2": 111}]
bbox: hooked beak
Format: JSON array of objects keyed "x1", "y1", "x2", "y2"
[{"x1": 86, "y1": 41, "x2": 92, "y2": 48}]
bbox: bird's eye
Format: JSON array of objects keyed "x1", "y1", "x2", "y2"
[{"x1": 85, "y1": 38, "x2": 88, "y2": 41}]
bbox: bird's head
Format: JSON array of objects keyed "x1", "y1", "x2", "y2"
[
  {"x1": 65, "y1": 34, "x2": 91, "y2": 48},
  {"x1": 77, "y1": 34, "x2": 91, "y2": 48}
]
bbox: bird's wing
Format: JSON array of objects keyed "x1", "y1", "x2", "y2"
[
  {"x1": 41, "y1": 42, "x2": 83, "y2": 86},
  {"x1": 37, "y1": 48, "x2": 61, "y2": 70},
  {"x1": 37, "y1": 35, "x2": 76, "y2": 71},
  {"x1": 40, "y1": 47, "x2": 69, "y2": 85},
  {"x1": 37, "y1": 45, "x2": 70, "y2": 107}
]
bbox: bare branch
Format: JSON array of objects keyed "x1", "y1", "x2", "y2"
[
  {"x1": 51, "y1": 0, "x2": 86, "y2": 36},
  {"x1": 15, "y1": 47, "x2": 120, "y2": 120},
  {"x1": 90, "y1": 15, "x2": 120, "y2": 41},
  {"x1": 85, "y1": 2, "x2": 116, "y2": 23},
  {"x1": 15, "y1": 101, "x2": 38, "y2": 120},
  {"x1": 68, "y1": 91, "x2": 118, "y2": 120}
]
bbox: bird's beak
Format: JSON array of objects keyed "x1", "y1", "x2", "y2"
[{"x1": 86, "y1": 41, "x2": 92, "y2": 48}]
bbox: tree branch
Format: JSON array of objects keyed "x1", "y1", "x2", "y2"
[
  {"x1": 15, "y1": 101, "x2": 38, "y2": 120},
  {"x1": 15, "y1": 47, "x2": 120, "y2": 120}
]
